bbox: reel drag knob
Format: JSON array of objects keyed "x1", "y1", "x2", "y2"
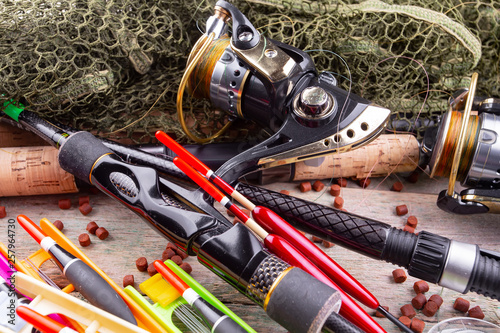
[
  {"x1": 299, "y1": 86, "x2": 330, "y2": 116},
  {"x1": 293, "y1": 86, "x2": 336, "y2": 127}
]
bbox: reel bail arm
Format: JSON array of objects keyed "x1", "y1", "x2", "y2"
[{"x1": 211, "y1": 1, "x2": 259, "y2": 50}]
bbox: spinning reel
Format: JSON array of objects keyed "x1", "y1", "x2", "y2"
[
  {"x1": 425, "y1": 73, "x2": 500, "y2": 214},
  {"x1": 181, "y1": 1, "x2": 391, "y2": 183}
]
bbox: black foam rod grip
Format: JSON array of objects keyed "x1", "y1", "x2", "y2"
[
  {"x1": 265, "y1": 267, "x2": 341, "y2": 333},
  {"x1": 236, "y1": 183, "x2": 420, "y2": 267},
  {"x1": 235, "y1": 183, "x2": 392, "y2": 259},
  {"x1": 469, "y1": 251, "x2": 500, "y2": 300},
  {"x1": 58, "y1": 131, "x2": 114, "y2": 183},
  {"x1": 64, "y1": 259, "x2": 137, "y2": 324}
]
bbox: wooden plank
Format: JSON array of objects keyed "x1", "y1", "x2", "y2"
[{"x1": 0, "y1": 174, "x2": 499, "y2": 332}]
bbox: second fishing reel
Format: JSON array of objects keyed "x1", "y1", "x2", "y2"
[
  {"x1": 424, "y1": 73, "x2": 500, "y2": 214},
  {"x1": 181, "y1": 1, "x2": 390, "y2": 183}
]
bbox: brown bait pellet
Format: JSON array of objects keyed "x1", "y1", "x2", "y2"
[
  {"x1": 422, "y1": 300, "x2": 439, "y2": 317},
  {"x1": 179, "y1": 262, "x2": 193, "y2": 274},
  {"x1": 413, "y1": 280, "x2": 429, "y2": 294},
  {"x1": 147, "y1": 263, "x2": 157, "y2": 276},
  {"x1": 400, "y1": 304, "x2": 416, "y2": 319},
  {"x1": 322, "y1": 240, "x2": 335, "y2": 248},
  {"x1": 299, "y1": 182, "x2": 312, "y2": 192},
  {"x1": 311, "y1": 236, "x2": 323, "y2": 243},
  {"x1": 86, "y1": 221, "x2": 99, "y2": 234},
  {"x1": 280, "y1": 190, "x2": 290, "y2": 195},
  {"x1": 330, "y1": 184, "x2": 341, "y2": 197},
  {"x1": 428, "y1": 294, "x2": 443, "y2": 308},
  {"x1": 78, "y1": 233, "x2": 91, "y2": 247},
  {"x1": 391, "y1": 181, "x2": 404, "y2": 192},
  {"x1": 406, "y1": 216, "x2": 418, "y2": 228},
  {"x1": 410, "y1": 317, "x2": 425, "y2": 333},
  {"x1": 398, "y1": 316, "x2": 411, "y2": 328},
  {"x1": 375, "y1": 306, "x2": 389, "y2": 318},
  {"x1": 0, "y1": 206, "x2": 6, "y2": 219},
  {"x1": 136, "y1": 257, "x2": 148, "y2": 272},
  {"x1": 226, "y1": 209, "x2": 235, "y2": 217},
  {"x1": 453, "y1": 297, "x2": 470, "y2": 312},
  {"x1": 52, "y1": 220, "x2": 64, "y2": 231},
  {"x1": 392, "y1": 269, "x2": 407, "y2": 283},
  {"x1": 396, "y1": 204, "x2": 408, "y2": 216},
  {"x1": 58, "y1": 199, "x2": 71, "y2": 210},
  {"x1": 337, "y1": 178, "x2": 348, "y2": 187},
  {"x1": 78, "y1": 196, "x2": 90, "y2": 206},
  {"x1": 95, "y1": 227, "x2": 109, "y2": 240},
  {"x1": 171, "y1": 255, "x2": 183, "y2": 266},
  {"x1": 241, "y1": 208, "x2": 251, "y2": 217},
  {"x1": 468, "y1": 306, "x2": 485, "y2": 319},
  {"x1": 333, "y1": 196, "x2": 344, "y2": 209},
  {"x1": 403, "y1": 225, "x2": 415, "y2": 233},
  {"x1": 358, "y1": 178, "x2": 371, "y2": 188},
  {"x1": 123, "y1": 275, "x2": 134, "y2": 288},
  {"x1": 162, "y1": 248, "x2": 176, "y2": 261},
  {"x1": 174, "y1": 248, "x2": 189, "y2": 260},
  {"x1": 411, "y1": 293, "x2": 427, "y2": 310},
  {"x1": 79, "y1": 202, "x2": 92, "y2": 216},
  {"x1": 166, "y1": 242, "x2": 178, "y2": 250},
  {"x1": 312, "y1": 180, "x2": 325, "y2": 192}
]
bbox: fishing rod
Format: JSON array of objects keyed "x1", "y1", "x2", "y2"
[
  {"x1": 104, "y1": 114, "x2": 500, "y2": 303},
  {"x1": 0, "y1": 106, "x2": 393, "y2": 331},
  {"x1": 57, "y1": 131, "x2": 369, "y2": 333},
  {"x1": 4, "y1": 107, "x2": 499, "y2": 306},
  {"x1": 1, "y1": 111, "x2": 368, "y2": 332},
  {"x1": 236, "y1": 183, "x2": 500, "y2": 300}
]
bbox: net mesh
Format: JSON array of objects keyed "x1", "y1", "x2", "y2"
[{"x1": 0, "y1": 0, "x2": 498, "y2": 142}]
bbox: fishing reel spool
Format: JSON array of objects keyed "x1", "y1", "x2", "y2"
[
  {"x1": 181, "y1": 1, "x2": 391, "y2": 183},
  {"x1": 426, "y1": 73, "x2": 500, "y2": 214}
]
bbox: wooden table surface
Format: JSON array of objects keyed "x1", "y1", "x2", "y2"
[{"x1": 1, "y1": 173, "x2": 499, "y2": 332}]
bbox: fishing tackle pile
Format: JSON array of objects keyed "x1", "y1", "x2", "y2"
[{"x1": 1, "y1": 1, "x2": 499, "y2": 333}]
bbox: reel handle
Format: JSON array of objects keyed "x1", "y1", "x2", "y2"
[{"x1": 436, "y1": 189, "x2": 489, "y2": 214}]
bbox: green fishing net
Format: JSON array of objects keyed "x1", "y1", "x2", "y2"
[{"x1": 0, "y1": 0, "x2": 498, "y2": 143}]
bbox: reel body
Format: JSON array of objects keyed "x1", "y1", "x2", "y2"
[
  {"x1": 426, "y1": 77, "x2": 500, "y2": 214},
  {"x1": 187, "y1": 1, "x2": 390, "y2": 183}
]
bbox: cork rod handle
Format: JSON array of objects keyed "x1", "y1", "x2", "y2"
[{"x1": 293, "y1": 134, "x2": 419, "y2": 181}]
